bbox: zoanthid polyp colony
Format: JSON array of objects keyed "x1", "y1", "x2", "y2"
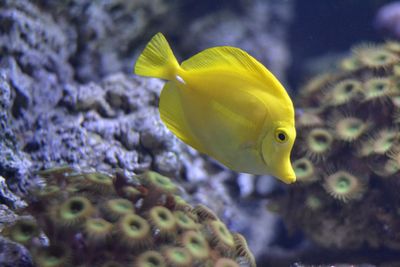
[
  {"x1": 270, "y1": 41, "x2": 400, "y2": 249},
  {"x1": 3, "y1": 167, "x2": 256, "y2": 267}
]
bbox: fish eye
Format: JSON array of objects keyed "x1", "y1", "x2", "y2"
[{"x1": 275, "y1": 129, "x2": 288, "y2": 143}]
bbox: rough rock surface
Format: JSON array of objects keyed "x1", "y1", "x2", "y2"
[
  {"x1": 0, "y1": 69, "x2": 31, "y2": 203},
  {"x1": 0, "y1": 236, "x2": 33, "y2": 267},
  {"x1": 21, "y1": 73, "x2": 210, "y2": 180},
  {"x1": 33, "y1": 0, "x2": 176, "y2": 83}
]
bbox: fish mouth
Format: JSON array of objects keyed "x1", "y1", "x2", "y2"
[{"x1": 282, "y1": 176, "x2": 296, "y2": 184}]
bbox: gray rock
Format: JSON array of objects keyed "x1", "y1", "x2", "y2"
[
  {"x1": 0, "y1": 177, "x2": 26, "y2": 210},
  {"x1": 32, "y1": 0, "x2": 176, "y2": 82},
  {"x1": 0, "y1": 67, "x2": 32, "y2": 197},
  {"x1": 0, "y1": 204, "x2": 19, "y2": 227},
  {"x1": 154, "y1": 151, "x2": 181, "y2": 177},
  {"x1": 0, "y1": 0, "x2": 74, "y2": 82},
  {"x1": 19, "y1": 73, "x2": 209, "y2": 180},
  {"x1": 0, "y1": 236, "x2": 33, "y2": 267}
]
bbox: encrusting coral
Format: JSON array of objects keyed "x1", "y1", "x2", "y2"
[
  {"x1": 270, "y1": 41, "x2": 400, "y2": 250},
  {"x1": 3, "y1": 167, "x2": 256, "y2": 267}
]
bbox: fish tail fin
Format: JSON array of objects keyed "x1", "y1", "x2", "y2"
[{"x1": 134, "y1": 33, "x2": 179, "y2": 80}]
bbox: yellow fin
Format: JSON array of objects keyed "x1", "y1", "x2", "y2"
[
  {"x1": 181, "y1": 46, "x2": 267, "y2": 77},
  {"x1": 159, "y1": 82, "x2": 206, "y2": 153},
  {"x1": 134, "y1": 33, "x2": 179, "y2": 80},
  {"x1": 181, "y1": 46, "x2": 289, "y2": 98}
]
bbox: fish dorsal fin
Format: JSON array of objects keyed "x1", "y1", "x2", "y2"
[
  {"x1": 181, "y1": 46, "x2": 269, "y2": 79},
  {"x1": 182, "y1": 46, "x2": 290, "y2": 100}
]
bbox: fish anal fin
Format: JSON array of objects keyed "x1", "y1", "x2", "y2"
[{"x1": 159, "y1": 82, "x2": 206, "y2": 153}]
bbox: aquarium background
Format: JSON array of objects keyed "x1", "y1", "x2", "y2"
[{"x1": 1, "y1": 0, "x2": 400, "y2": 266}]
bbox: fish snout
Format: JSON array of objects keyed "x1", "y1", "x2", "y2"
[
  {"x1": 281, "y1": 174, "x2": 296, "y2": 184},
  {"x1": 275, "y1": 161, "x2": 296, "y2": 184}
]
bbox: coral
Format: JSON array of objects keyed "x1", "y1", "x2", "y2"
[
  {"x1": 3, "y1": 168, "x2": 255, "y2": 267},
  {"x1": 322, "y1": 171, "x2": 366, "y2": 202},
  {"x1": 270, "y1": 40, "x2": 400, "y2": 250},
  {"x1": 291, "y1": 157, "x2": 318, "y2": 183}
]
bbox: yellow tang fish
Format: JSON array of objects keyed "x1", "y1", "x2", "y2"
[{"x1": 134, "y1": 33, "x2": 296, "y2": 184}]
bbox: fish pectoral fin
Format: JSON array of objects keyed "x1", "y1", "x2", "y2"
[{"x1": 159, "y1": 81, "x2": 206, "y2": 153}]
